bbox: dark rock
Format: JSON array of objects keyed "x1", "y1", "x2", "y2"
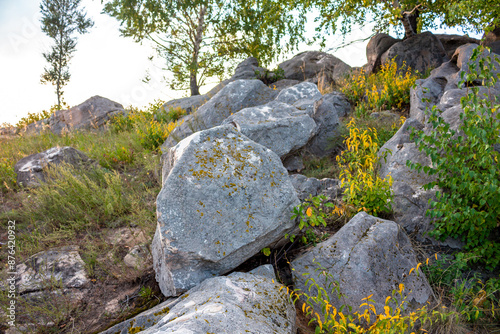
[
  {"x1": 436, "y1": 34, "x2": 481, "y2": 58},
  {"x1": 278, "y1": 51, "x2": 351, "y2": 87},
  {"x1": 365, "y1": 33, "x2": 400, "y2": 74},
  {"x1": 381, "y1": 31, "x2": 448, "y2": 74}
]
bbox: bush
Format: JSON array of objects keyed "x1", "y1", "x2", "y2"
[
  {"x1": 15, "y1": 102, "x2": 69, "y2": 128},
  {"x1": 408, "y1": 46, "x2": 500, "y2": 269},
  {"x1": 0, "y1": 158, "x2": 16, "y2": 192},
  {"x1": 155, "y1": 106, "x2": 187, "y2": 123},
  {"x1": 340, "y1": 59, "x2": 419, "y2": 116},
  {"x1": 336, "y1": 118, "x2": 393, "y2": 217}
]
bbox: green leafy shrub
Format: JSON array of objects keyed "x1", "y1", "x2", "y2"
[
  {"x1": 423, "y1": 253, "x2": 500, "y2": 323},
  {"x1": 408, "y1": 47, "x2": 500, "y2": 269},
  {"x1": 340, "y1": 59, "x2": 419, "y2": 116},
  {"x1": 155, "y1": 106, "x2": 187, "y2": 123},
  {"x1": 336, "y1": 118, "x2": 393, "y2": 217},
  {"x1": 256, "y1": 66, "x2": 285, "y2": 85},
  {"x1": 289, "y1": 195, "x2": 335, "y2": 245}
]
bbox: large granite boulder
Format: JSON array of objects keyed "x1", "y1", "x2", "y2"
[
  {"x1": 161, "y1": 79, "x2": 278, "y2": 153},
  {"x1": 222, "y1": 101, "x2": 317, "y2": 158},
  {"x1": 49, "y1": 96, "x2": 124, "y2": 135},
  {"x1": 275, "y1": 81, "x2": 322, "y2": 105},
  {"x1": 381, "y1": 31, "x2": 448, "y2": 74},
  {"x1": 154, "y1": 124, "x2": 299, "y2": 297},
  {"x1": 139, "y1": 272, "x2": 295, "y2": 334},
  {"x1": 278, "y1": 51, "x2": 351, "y2": 88},
  {"x1": 365, "y1": 33, "x2": 400, "y2": 74},
  {"x1": 291, "y1": 212, "x2": 434, "y2": 317},
  {"x1": 14, "y1": 146, "x2": 93, "y2": 187}
]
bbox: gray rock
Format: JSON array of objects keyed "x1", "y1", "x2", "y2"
[
  {"x1": 249, "y1": 264, "x2": 276, "y2": 280},
  {"x1": 49, "y1": 96, "x2": 124, "y2": 135},
  {"x1": 154, "y1": 125, "x2": 299, "y2": 297},
  {"x1": 0, "y1": 126, "x2": 19, "y2": 137},
  {"x1": 161, "y1": 79, "x2": 278, "y2": 152},
  {"x1": 365, "y1": 33, "x2": 400, "y2": 74},
  {"x1": 269, "y1": 79, "x2": 301, "y2": 91},
  {"x1": 278, "y1": 51, "x2": 351, "y2": 87},
  {"x1": 99, "y1": 298, "x2": 182, "y2": 334},
  {"x1": 304, "y1": 93, "x2": 349, "y2": 157},
  {"x1": 16, "y1": 247, "x2": 89, "y2": 294},
  {"x1": 222, "y1": 101, "x2": 317, "y2": 158},
  {"x1": 275, "y1": 81, "x2": 322, "y2": 105},
  {"x1": 140, "y1": 272, "x2": 296, "y2": 334},
  {"x1": 289, "y1": 174, "x2": 340, "y2": 201},
  {"x1": 381, "y1": 31, "x2": 448, "y2": 74},
  {"x1": 232, "y1": 57, "x2": 267, "y2": 80},
  {"x1": 14, "y1": 146, "x2": 93, "y2": 187},
  {"x1": 436, "y1": 34, "x2": 481, "y2": 58},
  {"x1": 378, "y1": 119, "x2": 463, "y2": 248},
  {"x1": 162, "y1": 95, "x2": 209, "y2": 115},
  {"x1": 123, "y1": 244, "x2": 152, "y2": 271},
  {"x1": 482, "y1": 26, "x2": 500, "y2": 55},
  {"x1": 291, "y1": 212, "x2": 434, "y2": 316},
  {"x1": 283, "y1": 155, "x2": 304, "y2": 172}
]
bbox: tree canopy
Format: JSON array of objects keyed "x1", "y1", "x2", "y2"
[
  {"x1": 103, "y1": 0, "x2": 307, "y2": 96},
  {"x1": 40, "y1": 0, "x2": 94, "y2": 109},
  {"x1": 299, "y1": 0, "x2": 500, "y2": 40}
]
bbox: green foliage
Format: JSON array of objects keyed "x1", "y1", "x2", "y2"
[
  {"x1": 15, "y1": 109, "x2": 52, "y2": 128},
  {"x1": 255, "y1": 66, "x2": 285, "y2": 85},
  {"x1": 289, "y1": 195, "x2": 335, "y2": 245},
  {"x1": 100, "y1": 146, "x2": 135, "y2": 169},
  {"x1": 299, "y1": 0, "x2": 499, "y2": 41},
  {"x1": 104, "y1": 0, "x2": 306, "y2": 95},
  {"x1": 340, "y1": 59, "x2": 419, "y2": 117},
  {"x1": 0, "y1": 158, "x2": 16, "y2": 193},
  {"x1": 423, "y1": 253, "x2": 500, "y2": 323},
  {"x1": 155, "y1": 106, "x2": 187, "y2": 124},
  {"x1": 40, "y1": 0, "x2": 93, "y2": 108},
  {"x1": 408, "y1": 46, "x2": 500, "y2": 269},
  {"x1": 336, "y1": 119, "x2": 394, "y2": 217}
]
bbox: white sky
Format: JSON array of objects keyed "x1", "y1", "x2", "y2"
[{"x1": 0, "y1": 0, "x2": 481, "y2": 125}]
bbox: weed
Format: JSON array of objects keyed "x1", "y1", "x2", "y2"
[
  {"x1": 335, "y1": 118, "x2": 394, "y2": 217},
  {"x1": 340, "y1": 59, "x2": 419, "y2": 116}
]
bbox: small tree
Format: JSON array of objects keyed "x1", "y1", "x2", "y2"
[
  {"x1": 40, "y1": 0, "x2": 94, "y2": 109},
  {"x1": 104, "y1": 0, "x2": 307, "y2": 96}
]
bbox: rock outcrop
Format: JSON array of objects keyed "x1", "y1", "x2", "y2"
[
  {"x1": 161, "y1": 79, "x2": 278, "y2": 153},
  {"x1": 154, "y1": 124, "x2": 299, "y2": 297},
  {"x1": 278, "y1": 51, "x2": 351, "y2": 90},
  {"x1": 381, "y1": 31, "x2": 449, "y2": 73},
  {"x1": 365, "y1": 33, "x2": 400, "y2": 74},
  {"x1": 292, "y1": 212, "x2": 434, "y2": 316}
]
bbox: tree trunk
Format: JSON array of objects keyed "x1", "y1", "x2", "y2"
[
  {"x1": 189, "y1": 5, "x2": 207, "y2": 96},
  {"x1": 402, "y1": 9, "x2": 419, "y2": 39}
]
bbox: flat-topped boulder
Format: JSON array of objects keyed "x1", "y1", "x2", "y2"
[
  {"x1": 154, "y1": 124, "x2": 299, "y2": 297},
  {"x1": 222, "y1": 101, "x2": 317, "y2": 158}
]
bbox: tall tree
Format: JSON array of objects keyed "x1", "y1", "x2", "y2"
[
  {"x1": 299, "y1": 0, "x2": 500, "y2": 41},
  {"x1": 40, "y1": 0, "x2": 94, "y2": 109},
  {"x1": 103, "y1": 0, "x2": 307, "y2": 96}
]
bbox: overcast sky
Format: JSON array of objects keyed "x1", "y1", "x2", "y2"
[{"x1": 0, "y1": 1, "x2": 481, "y2": 126}]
